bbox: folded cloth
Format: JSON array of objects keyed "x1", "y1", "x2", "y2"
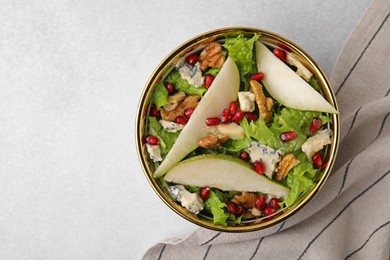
[{"x1": 144, "y1": 0, "x2": 390, "y2": 258}]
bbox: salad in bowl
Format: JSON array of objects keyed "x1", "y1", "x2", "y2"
[{"x1": 136, "y1": 28, "x2": 339, "y2": 231}]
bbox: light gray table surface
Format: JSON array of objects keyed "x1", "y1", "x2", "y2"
[{"x1": 0, "y1": 0, "x2": 372, "y2": 259}]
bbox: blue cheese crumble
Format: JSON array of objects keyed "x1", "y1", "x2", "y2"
[
  {"x1": 177, "y1": 62, "x2": 204, "y2": 87},
  {"x1": 159, "y1": 119, "x2": 184, "y2": 133},
  {"x1": 145, "y1": 144, "x2": 162, "y2": 162},
  {"x1": 302, "y1": 129, "x2": 331, "y2": 158},
  {"x1": 247, "y1": 141, "x2": 284, "y2": 179},
  {"x1": 169, "y1": 185, "x2": 204, "y2": 214}
]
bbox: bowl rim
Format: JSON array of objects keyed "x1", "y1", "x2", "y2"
[{"x1": 135, "y1": 26, "x2": 340, "y2": 232}]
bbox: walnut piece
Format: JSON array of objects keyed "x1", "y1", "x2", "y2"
[
  {"x1": 250, "y1": 80, "x2": 273, "y2": 122},
  {"x1": 199, "y1": 42, "x2": 226, "y2": 71},
  {"x1": 275, "y1": 154, "x2": 300, "y2": 181},
  {"x1": 161, "y1": 95, "x2": 200, "y2": 121},
  {"x1": 231, "y1": 192, "x2": 257, "y2": 209},
  {"x1": 198, "y1": 135, "x2": 220, "y2": 149},
  {"x1": 163, "y1": 91, "x2": 186, "y2": 111}
]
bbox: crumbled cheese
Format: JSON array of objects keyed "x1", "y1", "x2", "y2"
[
  {"x1": 217, "y1": 123, "x2": 245, "y2": 140},
  {"x1": 286, "y1": 53, "x2": 313, "y2": 81},
  {"x1": 169, "y1": 185, "x2": 204, "y2": 214},
  {"x1": 248, "y1": 142, "x2": 284, "y2": 179},
  {"x1": 145, "y1": 143, "x2": 162, "y2": 162},
  {"x1": 178, "y1": 62, "x2": 204, "y2": 87},
  {"x1": 238, "y1": 92, "x2": 256, "y2": 112},
  {"x1": 159, "y1": 119, "x2": 184, "y2": 133},
  {"x1": 302, "y1": 129, "x2": 331, "y2": 158}
]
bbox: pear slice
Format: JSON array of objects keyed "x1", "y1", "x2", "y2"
[
  {"x1": 255, "y1": 41, "x2": 338, "y2": 114},
  {"x1": 153, "y1": 57, "x2": 240, "y2": 178},
  {"x1": 164, "y1": 154, "x2": 290, "y2": 199}
]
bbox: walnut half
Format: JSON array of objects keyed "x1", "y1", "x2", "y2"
[
  {"x1": 275, "y1": 154, "x2": 300, "y2": 181},
  {"x1": 199, "y1": 42, "x2": 226, "y2": 71},
  {"x1": 249, "y1": 80, "x2": 273, "y2": 122}
]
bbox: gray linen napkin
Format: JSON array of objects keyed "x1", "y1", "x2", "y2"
[{"x1": 144, "y1": 0, "x2": 390, "y2": 258}]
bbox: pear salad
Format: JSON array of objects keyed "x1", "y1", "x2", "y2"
[{"x1": 143, "y1": 34, "x2": 338, "y2": 226}]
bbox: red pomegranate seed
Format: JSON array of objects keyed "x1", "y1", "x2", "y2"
[
  {"x1": 186, "y1": 53, "x2": 199, "y2": 65},
  {"x1": 221, "y1": 114, "x2": 233, "y2": 124},
  {"x1": 233, "y1": 110, "x2": 245, "y2": 123},
  {"x1": 184, "y1": 108, "x2": 194, "y2": 120},
  {"x1": 255, "y1": 195, "x2": 267, "y2": 209},
  {"x1": 165, "y1": 83, "x2": 175, "y2": 95},
  {"x1": 229, "y1": 101, "x2": 239, "y2": 115},
  {"x1": 174, "y1": 116, "x2": 188, "y2": 126},
  {"x1": 227, "y1": 202, "x2": 237, "y2": 214},
  {"x1": 280, "y1": 131, "x2": 297, "y2": 142},
  {"x1": 312, "y1": 153, "x2": 323, "y2": 168},
  {"x1": 222, "y1": 108, "x2": 230, "y2": 118},
  {"x1": 273, "y1": 48, "x2": 287, "y2": 62},
  {"x1": 150, "y1": 104, "x2": 160, "y2": 117},
  {"x1": 263, "y1": 206, "x2": 276, "y2": 216},
  {"x1": 205, "y1": 117, "x2": 220, "y2": 126},
  {"x1": 239, "y1": 151, "x2": 250, "y2": 161},
  {"x1": 310, "y1": 118, "x2": 322, "y2": 134},
  {"x1": 235, "y1": 205, "x2": 245, "y2": 216},
  {"x1": 253, "y1": 161, "x2": 265, "y2": 175},
  {"x1": 199, "y1": 187, "x2": 210, "y2": 201},
  {"x1": 245, "y1": 112, "x2": 259, "y2": 121},
  {"x1": 146, "y1": 135, "x2": 159, "y2": 145},
  {"x1": 321, "y1": 159, "x2": 329, "y2": 169},
  {"x1": 250, "y1": 72, "x2": 264, "y2": 81},
  {"x1": 269, "y1": 198, "x2": 281, "y2": 209},
  {"x1": 204, "y1": 74, "x2": 215, "y2": 89}
]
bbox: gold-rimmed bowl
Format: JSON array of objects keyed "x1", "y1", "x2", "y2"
[{"x1": 136, "y1": 27, "x2": 340, "y2": 232}]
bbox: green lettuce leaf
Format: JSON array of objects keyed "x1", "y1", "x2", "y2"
[
  {"x1": 148, "y1": 117, "x2": 179, "y2": 157},
  {"x1": 151, "y1": 82, "x2": 169, "y2": 109},
  {"x1": 204, "y1": 190, "x2": 229, "y2": 226},
  {"x1": 223, "y1": 33, "x2": 259, "y2": 91},
  {"x1": 205, "y1": 67, "x2": 221, "y2": 77},
  {"x1": 165, "y1": 70, "x2": 207, "y2": 96},
  {"x1": 283, "y1": 152, "x2": 317, "y2": 207},
  {"x1": 240, "y1": 108, "x2": 329, "y2": 153}
]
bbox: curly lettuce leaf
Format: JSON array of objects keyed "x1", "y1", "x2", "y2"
[
  {"x1": 151, "y1": 82, "x2": 169, "y2": 109},
  {"x1": 204, "y1": 190, "x2": 229, "y2": 226},
  {"x1": 205, "y1": 67, "x2": 221, "y2": 77},
  {"x1": 283, "y1": 152, "x2": 317, "y2": 207},
  {"x1": 240, "y1": 108, "x2": 329, "y2": 153},
  {"x1": 165, "y1": 70, "x2": 207, "y2": 96},
  {"x1": 223, "y1": 33, "x2": 259, "y2": 90},
  {"x1": 148, "y1": 117, "x2": 179, "y2": 157}
]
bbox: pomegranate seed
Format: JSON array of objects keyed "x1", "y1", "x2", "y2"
[
  {"x1": 184, "y1": 108, "x2": 194, "y2": 120},
  {"x1": 310, "y1": 118, "x2": 322, "y2": 134},
  {"x1": 239, "y1": 151, "x2": 250, "y2": 161},
  {"x1": 280, "y1": 131, "x2": 297, "y2": 142},
  {"x1": 269, "y1": 198, "x2": 281, "y2": 209},
  {"x1": 145, "y1": 135, "x2": 159, "y2": 145},
  {"x1": 165, "y1": 83, "x2": 175, "y2": 95},
  {"x1": 150, "y1": 104, "x2": 160, "y2": 117},
  {"x1": 253, "y1": 161, "x2": 265, "y2": 175},
  {"x1": 312, "y1": 153, "x2": 323, "y2": 168},
  {"x1": 174, "y1": 116, "x2": 187, "y2": 125},
  {"x1": 204, "y1": 74, "x2": 215, "y2": 89},
  {"x1": 220, "y1": 115, "x2": 233, "y2": 124},
  {"x1": 255, "y1": 195, "x2": 267, "y2": 209},
  {"x1": 186, "y1": 53, "x2": 199, "y2": 65},
  {"x1": 199, "y1": 187, "x2": 210, "y2": 201},
  {"x1": 222, "y1": 108, "x2": 230, "y2": 118},
  {"x1": 263, "y1": 206, "x2": 276, "y2": 216},
  {"x1": 233, "y1": 110, "x2": 245, "y2": 123},
  {"x1": 250, "y1": 72, "x2": 264, "y2": 81},
  {"x1": 227, "y1": 202, "x2": 237, "y2": 214},
  {"x1": 205, "y1": 117, "x2": 220, "y2": 126},
  {"x1": 273, "y1": 48, "x2": 287, "y2": 62},
  {"x1": 245, "y1": 112, "x2": 258, "y2": 121},
  {"x1": 235, "y1": 205, "x2": 245, "y2": 216},
  {"x1": 229, "y1": 101, "x2": 239, "y2": 115}
]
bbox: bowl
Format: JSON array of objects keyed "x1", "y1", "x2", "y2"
[{"x1": 136, "y1": 27, "x2": 339, "y2": 232}]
